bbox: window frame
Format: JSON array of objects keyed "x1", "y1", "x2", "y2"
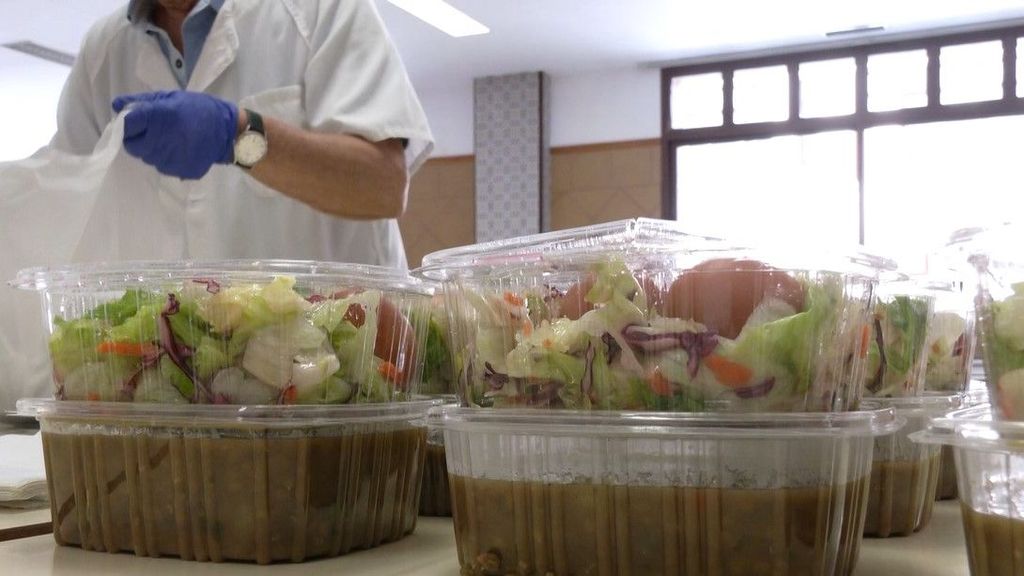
[{"x1": 660, "y1": 25, "x2": 1024, "y2": 243}]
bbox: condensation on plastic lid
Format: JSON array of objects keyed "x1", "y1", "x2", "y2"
[
  {"x1": 17, "y1": 397, "x2": 440, "y2": 428},
  {"x1": 10, "y1": 259, "x2": 433, "y2": 295},
  {"x1": 428, "y1": 405, "x2": 902, "y2": 439},
  {"x1": 910, "y1": 404, "x2": 1024, "y2": 453}
]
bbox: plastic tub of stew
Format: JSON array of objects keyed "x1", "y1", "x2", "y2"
[
  {"x1": 431, "y1": 405, "x2": 900, "y2": 576},
  {"x1": 862, "y1": 394, "x2": 959, "y2": 537},
  {"x1": 936, "y1": 385, "x2": 988, "y2": 501},
  {"x1": 912, "y1": 404, "x2": 1024, "y2": 576},
  {"x1": 418, "y1": 218, "x2": 883, "y2": 413},
  {"x1": 11, "y1": 260, "x2": 436, "y2": 562}
]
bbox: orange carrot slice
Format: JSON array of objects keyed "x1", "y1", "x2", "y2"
[
  {"x1": 378, "y1": 361, "x2": 404, "y2": 383},
  {"x1": 860, "y1": 325, "x2": 871, "y2": 358},
  {"x1": 96, "y1": 341, "x2": 159, "y2": 357},
  {"x1": 649, "y1": 369, "x2": 674, "y2": 397},
  {"x1": 503, "y1": 292, "x2": 524, "y2": 307},
  {"x1": 705, "y1": 355, "x2": 753, "y2": 388}
]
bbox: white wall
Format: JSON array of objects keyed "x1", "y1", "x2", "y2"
[
  {"x1": 416, "y1": 66, "x2": 661, "y2": 158},
  {"x1": 0, "y1": 50, "x2": 70, "y2": 161}
]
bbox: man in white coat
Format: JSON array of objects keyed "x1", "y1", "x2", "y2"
[
  {"x1": 52, "y1": 0, "x2": 434, "y2": 269},
  {"x1": 0, "y1": 0, "x2": 433, "y2": 410}
]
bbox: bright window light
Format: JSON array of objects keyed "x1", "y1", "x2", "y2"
[{"x1": 386, "y1": 0, "x2": 489, "y2": 37}]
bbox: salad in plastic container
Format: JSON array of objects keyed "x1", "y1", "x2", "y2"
[
  {"x1": 954, "y1": 224, "x2": 1024, "y2": 420},
  {"x1": 431, "y1": 405, "x2": 899, "y2": 576},
  {"x1": 912, "y1": 404, "x2": 1024, "y2": 576},
  {"x1": 862, "y1": 281, "x2": 934, "y2": 398},
  {"x1": 12, "y1": 260, "x2": 433, "y2": 405},
  {"x1": 923, "y1": 281, "x2": 976, "y2": 394},
  {"x1": 419, "y1": 218, "x2": 880, "y2": 413},
  {"x1": 862, "y1": 394, "x2": 959, "y2": 537}
]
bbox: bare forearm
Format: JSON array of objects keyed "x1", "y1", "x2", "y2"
[{"x1": 241, "y1": 111, "x2": 409, "y2": 219}]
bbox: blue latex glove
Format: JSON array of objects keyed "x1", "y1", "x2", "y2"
[{"x1": 112, "y1": 91, "x2": 239, "y2": 180}]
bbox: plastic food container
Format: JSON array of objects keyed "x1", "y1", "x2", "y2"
[
  {"x1": 947, "y1": 224, "x2": 1024, "y2": 420},
  {"x1": 924, "y1": 282, "x2": 977, "y2": 394},
  {"x1": 936, "y1": 385, "x2": 988, "y2": 501},
  {"x1": 413, "y1": 293, "x2": 456, "y2": 397},
  {"x1": 418, "y1": 427, "x2": 451, "y2": 517},
  {"x1": 18, "y1": 398, "x2": 433, "y2": 563},
  {"x1": 862, "y1": 281, "x2": 934, "y2": 398},
  {"x1": 863, "y1": 394, "x2": 959, "y2": 537},
  {"x1": 419, "y1": 218, "x2": 880, "y2": 413},
  {"x1": 406, "y1": 289, "x2": 456, "y2": 517},
  {"x1": 912, "y1": 404, "x2": 1024, "y2": 576},
  {"x1": 431, "y1": 405, "x2": 899, "y2": 576},
  {"x1": 12, "y1": 260, "x2": 433, "y2": 405}
]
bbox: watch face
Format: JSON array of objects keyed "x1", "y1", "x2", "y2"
[{"x1": 235, "y1": 131, "x2": 268, "y2": 167}]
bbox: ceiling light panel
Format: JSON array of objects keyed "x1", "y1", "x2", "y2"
[{"x1": 386, "y1": 0, "x2": 489, "y2": 37}]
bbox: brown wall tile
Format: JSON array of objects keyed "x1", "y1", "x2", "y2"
[{"x1": 400, "y1": 140, "x2": 663, "y2": 267}]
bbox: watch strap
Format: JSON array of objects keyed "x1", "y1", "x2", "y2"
[{"x1": 244, "y1": 109, "x2": 264, "y2": 136}]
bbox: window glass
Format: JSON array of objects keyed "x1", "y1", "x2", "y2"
[
  {"x1": 670, "y1": 73, "x2": 723, "y2": 129},
  {"x1": 733, "y1": 65, "x2": 789, "y2": 124},
  {"x1": 864, "y1": 116, "x2": 1024, "y2": 268},
  {"x1": 799, "y1": 58, "x2": 856, "y2": 118},
  {"x1": 941, "y1": 41, "x2": 1003, "y2": 105},
  {"x1": 868, "y1": 50, "x2": 928, "y2": 112},
  {"x1": 676, "y1": 131, "x2": 858, "y2": 245},
  {"x1": 1017, "y1": 38, "x2": 1024, "y2": 98}
]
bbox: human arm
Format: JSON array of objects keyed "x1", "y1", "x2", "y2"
[{"x1": 243, "y1": 110, "x2": 408, "y2": 219}]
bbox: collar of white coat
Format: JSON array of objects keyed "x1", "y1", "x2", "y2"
[
  {"x1": 127, "y1": 0, "x2": 226, "y2": 24},
  {"x1": 129, "y1": 0, "x2": 237, "y2": 93}
]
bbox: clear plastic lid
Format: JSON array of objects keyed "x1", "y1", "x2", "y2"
[
  {"x1": 428, "y1": 405, "x2": 901, "y2": 439},
  {"x1": 910, "y1": 404, "x2": 1024, "y2": 452},
  {"x1": 417, "y1": 218, "x2": 892, "y2": 280},
  {"x1": 17, "y1": 397, "x2": 439, "y2": 428},
  {"x1": 12, "y1": 259, "x2": 432, "y2": 295}
]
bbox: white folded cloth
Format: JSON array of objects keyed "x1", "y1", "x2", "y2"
[{"x1": 0, "y1": 431, "x2": 48, "y2": 506}]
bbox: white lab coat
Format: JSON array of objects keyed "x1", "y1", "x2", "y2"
[
  {"x1": 0, "y1": 0, "x2": 433, "y2": 410},
  {"x1": 52, "y1": 0, "x2": 434, "y2": 267}
]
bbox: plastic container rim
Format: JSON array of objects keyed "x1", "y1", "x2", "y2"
[
  {"x1": 428, "y1": 405, "x2": 902, "y2": 439},
  {"x1": 10, "y1": 259, "x2": 433, "y2": 295},
  {"x1": 17, "y1": 397, "x2": 440, "y2": 427},
  {"x1": 910, "y1": 404, "x2": 1024, "y2": 453}
]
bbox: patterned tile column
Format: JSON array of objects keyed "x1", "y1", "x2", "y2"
[{"x1": 474, "y1": 71, "x2": 551, "y2": 242}]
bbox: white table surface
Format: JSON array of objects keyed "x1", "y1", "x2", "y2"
[{"x1": 0, "y1": 502, "x2": 970, "y2": 576}]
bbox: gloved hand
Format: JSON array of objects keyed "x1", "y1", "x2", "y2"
[{"x1": 112, "y1": 91, "x2": 239, "y2": 180}]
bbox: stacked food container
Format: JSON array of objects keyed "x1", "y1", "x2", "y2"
[
  {"x1": 413, "y1": 289, "x2": 457, "y2": 516},
  {"x1": 11, "y1": 260, "x2": 437, "y2": 563},
  {"x1": 921, "y1": 280, "x2": 979, "y2": 501},
  {"x1": 910, "y1": 224, "x2": 1024, "y2": 575},
  {"x1": 417, "y1": 218, "x2": 902, "y2": 576},
  {"x1": 858, "y1": 280, "x2": 963, "y2": 537}
]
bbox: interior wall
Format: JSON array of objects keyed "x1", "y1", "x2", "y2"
[
  {"x1": 401, "y1": 66, "x2": 664, "y2": 268},
  {"x1": 401, "y1": 139, "x2": 661, "y2": 268},
  {"x1": 415, "y1": 66, "x2": 660, "y2": 156}
]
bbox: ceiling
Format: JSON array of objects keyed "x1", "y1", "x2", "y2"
[{"x1": 2, "y1": 0, "x2": 1024, "y2": 89}]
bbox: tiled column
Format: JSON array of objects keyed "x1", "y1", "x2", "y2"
[{"x1": 474, "y1": 71, "x2": 551, "y2": 242}]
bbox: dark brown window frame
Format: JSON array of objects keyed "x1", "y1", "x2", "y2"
[{"x1": 661, "y1": 25, "x2": 1024, "y2": 243}]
